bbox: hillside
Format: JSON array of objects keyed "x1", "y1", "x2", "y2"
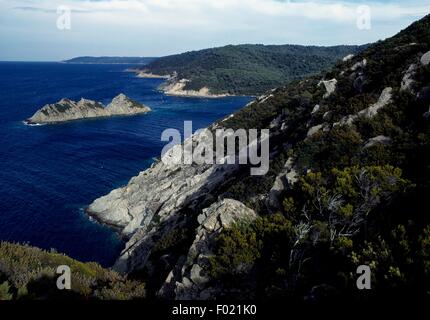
[
  {"x1": 63, "y1": 56, "x2": 157, "y2": 64},
  {"x1": 138, "y1": 44, "x2": 365, "y2": 96},
  {"x1": 2, "y1": 14, "x2": 430, "y2": 302},
  {"x1": 0, "y1": 242, "x2": 145, "y2": 300}
]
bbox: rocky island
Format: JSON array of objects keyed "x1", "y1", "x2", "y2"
[{"x1": 25, "y1": 93, "x2": 151, "y2": 124}]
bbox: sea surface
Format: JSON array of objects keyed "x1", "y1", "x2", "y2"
[{"x1": 0, "y1": 62, "x2": 252, "y2": 266}]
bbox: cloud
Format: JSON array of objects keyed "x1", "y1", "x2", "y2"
[
  {"x1": 13, "y1": 6, "x2": 90, "y2": 13},
  {"x1": 1, "y1": 0, "x2": 429, "y2": 60},
  {"x1": 8, "y1": 0, "x2": 430, "y2": 23}
]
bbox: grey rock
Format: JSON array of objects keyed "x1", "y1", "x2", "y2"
[
  {"x1": 358, "y1": 87, "x2": 393, "y2": 118},
  {"x1": 421, "y1": 50, "x2": 430, "y2": 66},
  {"x1": 318, "y1": 79, "x2": 337, "y2": 98},
  {"x1": 353, "y1": 73, "x2": 366, "y2": 93},
  {"x1": 269, "y1": 114, "x2": 283, "y2": 129},
  {"x1": 334, "y1": 114, "x2": 357, "y2": 127},
  {"x1": 87, "y1": 126, "x2": 262, "y2": 273},
  {"x1": 350, "y1": 59, "x2": 367, "y2": 71},
  {"x1": 26, "y1": 93, "x2": 151, "y2": 124},
  {"x1": 323, "y1": 111, "x2": 332, "y2": 120},
  {"x1": 401, "y1": 64, "x2": 417, "y2": 91},
  {"x1": 423, "y1": 106, "x2": 430, "y2": 119},
  {"x1": 334, "y1": 88, "x2": 392, "y2": 127},
  {"x1": 307, "y1": 124, "x2": 324, "y2": 137},
  {"x1": 418, "y1": 86, "x2": 430, "y2": 104},
  {"x1": 311, "y1": 104, "x2": 320, "y2": 114},
  {"x1": 267, "y1": 157, "x2": 298, "y2": 210},
  {"x1": 364, "y1": 136, "x2": 392, "y2": 148},
  {"x1": 159, "y1": 199, "x2": 257, "y2": 300}
]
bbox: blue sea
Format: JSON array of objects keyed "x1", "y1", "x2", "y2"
[{"x1": 0, "y1": 62, "x2": 252, "y2": 267}]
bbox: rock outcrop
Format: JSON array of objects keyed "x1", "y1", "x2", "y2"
[
  {"x1": 158, "y1": 199, "x2": 257, "y2": 300},
  {"x1": 358, "y1": 87, "x2": 393, "y2": 118},
  {"x1": 423, "y1": 106, "x2": 430, "y2": 119},
  {"x1": 364, "y1": 135, "x2": 392, "y2": 148},
  {"x1": 401, "y1": 64, "x2": 417, "y2": 91},
  {"x1": 307, "y1": 124, "x2": 324, "y2": 137},
  {"x1": 350, "y1": 58, "x2": 367, "y2": 71},
  {"x1": 87, "y1": 128, "x2": 248, "y2": 273},
  {"x1": 267, "y1": 157, "x2": 298, "y2": 210},
  {"x1": 161, "y1": 78, "x2": 229, "y2": 98},
  {"x1": 342, "y1": 54, "x2": 355, "y2": 62},
  {"x1": 421, "y1": 50, "x2": 430, "y2": 66},
  {"x1": 26, "y1": 94, "x2": 151, "y2": 124},
  {"x1": 318, "y1": 79, "x2": 337, "y2": 98}
]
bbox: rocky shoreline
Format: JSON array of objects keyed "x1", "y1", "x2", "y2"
[
  {"x1": 160, "y1": 79, "x2": 231, "y2": 98},
  {"x1": 25, "y1": 93, "x2": 151, "y2": 125},
  {"x1": 129, "y1": 69, "x2": 232, "y2": 98},
  {"x1": 85, "y1": 122, "x2": 264, "y2": 298}
]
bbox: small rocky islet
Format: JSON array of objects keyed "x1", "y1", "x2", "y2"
[{"x1": 25, "y1": 93, "x2": 151, "y2": 125}]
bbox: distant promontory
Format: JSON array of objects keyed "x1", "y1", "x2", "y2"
[
  {"x1": 135, "y1": 44, "x2": 367, "y2": 96},
  {"x1": 25, "y1": 94, "x2": 151, "y2": 124},
  {"x1": 62, "y1": 56, "x2": 157, "y2": 64}
]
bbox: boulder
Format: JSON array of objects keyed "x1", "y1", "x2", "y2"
[
  {"x1": 267, "y1": 157, "x2": 298, "y2": 210},
  {"x1": 311, "y1": 104, "x2": 320, "y2": 114},
  {"x1": 26, "y1": 94, "x2": 151, "y2": 124},
  {"x1": 307, "y1": 124, "x2": 324, "y2": 137},
  {"x1": 334, "y1": 88, "x2": 392, "y2": 127},
  {"x1": 159, "y1": 199, "x2": 257, "y2": 300},
  {"x1": 318, "y1": 79, "x2": 337, "y2": 98},
  {"x1": 87, "y1": 125, "x2": 265, "y2": 273},
  {"x1": 358, "y1": 87, "x2": 392, "y2": 118},
  {"x1": 420, "y1": 50, "x2": 430, "y2": 66},
  {"x1": 364, "y1": 136, "x2": 392, "y2": 148},
  {"x1": 401, "y1": 64, "x2": 417, "y2": 91}
]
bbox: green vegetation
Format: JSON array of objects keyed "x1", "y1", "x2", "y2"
[
  {"x1": 209, "y1": 166, "x2": 416, "y2": 299},
  {"x1": 0, "y1": 242, "x2": 145, "y2": 300},
  {"x1": 207, "y1": 14, "x2": 430, "y2": 301},
  {"x1": 143, "y1": 44, "x2": 365, "y2": 95}
]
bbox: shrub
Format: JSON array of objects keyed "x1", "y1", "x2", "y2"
[{"x1": 0, "y1": 242, "x2": 145, "y2": 300}]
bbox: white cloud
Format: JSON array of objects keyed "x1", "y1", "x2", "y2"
[
  {"x1": 8, "y1": 0, "x2": 430, "y2": 25},
  {"x1": 1, "y1": 0, "x2": 429, "y2": 60}
]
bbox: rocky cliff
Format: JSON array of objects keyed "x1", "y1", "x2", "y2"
[
  {"x1": 87, "y1": 127, "x2": 260, "y2": 273},
  {"x1": 26, "y1": 93, "x2": 151, "y2": 124},
  {"x1": 87, "y1": 15, "x2": 430, "y2": 300}
]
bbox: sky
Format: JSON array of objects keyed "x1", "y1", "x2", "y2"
[{"x1": 0, "y1": 0, "x2": 429, "y2": 61}]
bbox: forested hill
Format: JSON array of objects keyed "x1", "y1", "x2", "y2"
[
  {"x1": 63, "y1": 56, "x2": 157, "y2": 64},
  {"x1": 140, "y1": 44, "x2": 366, "y2": 95}
]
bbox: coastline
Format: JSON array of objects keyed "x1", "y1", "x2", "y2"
[
  {"x1": 128, "y1": 69, "x2": 234, "y2": 99},
  {"x1": 160, "y1": 79, "x2": 232, "y2": 98}
]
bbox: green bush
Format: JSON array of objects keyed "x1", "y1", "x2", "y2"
[{"x1": 0, "y1": 242, "x2": 145, "y2": 300}]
